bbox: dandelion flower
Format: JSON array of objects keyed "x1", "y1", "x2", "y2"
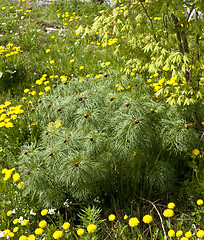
[
  {"x1": 28, "y1": 235, "x2": 36, "y2": 240},
  {"x1": 62, "y1": 222, "x2": 70, "y2": 230},
  {"x1": 39, "y1": 220, "x2": 47, "y2": 228},
  {"x1": 50, "y1": 60, "x2": 55, "y2": 64},
  {"x1": 168, "y1": 202, "x2": 175, "y2": 209},
  {"x1": 163, "y1": 67, "x2": 170, "y2": 71},
  {"x1": 163, "y1": 209, "x2": 174, "y2": 218},
  {"x1": 13, "y1": 173, "x2": 20, "y2": 182},
  {"x1": 79, "y1": 66, "x2": 84, "y2": 70},
  {"x1": 197, "y1": 230, "x2": 204, "y2": 239},
  {"x1": 17, "y1": 182, "x2": 23, "y2": 189},
  {"x1": 124, "y1": 215, "x2": 128, "y2": 220},
  {"x1": 192, "y1": 149, "x2": 200, "y2": 155},
  {"x1": 31, "y1": 91, "x2": 36, "y2": 96},
  {"x1": 142, "y1": 215, "x2": 153, "y2": 224},
  {"x1": 180, "y1": 237, "x2": 188, "y2": 240},
  {"x1": 87, "y1": 224, "x2": 97, "y2": 233},
  {"x1": 108, "y1": 214, "x2": 116, "y2": 221},
  {"x1": 35, "y1": 228, "x2": 43, "y2": 235},
  {"x1": 185, "y1": 231, "x2": 193, "y2": 238},
  {"x1": 21, "y1": 219, "x2": 29, "y2": 226},
  {"x1": 176, "y1": 230, "x2": 183, "y2": 237},
  {"x1": 36, "y1": 80, "x2": 43, "y2": 85},
  {"x1": 41, "y1": 209, "x2": 48, "y2": 216},
  {"x1": 19, "y1": 236, "x2": 27, "y2": 240},
  {"x1": 53, "y1": 231, "x2": 63, "y2": 239},
  {"x1": 13, "y1": 219, "x2": 19, "y2": 224},
  {"x1": 45, "y1": 86, "x2": 51, "y2": 91},
  {"x1": 77, "y1": 228, "x2": 84, "y2": 236},
  {"x1": 24, "y1": 89, "x2": 29, "y2": 93},
  {"x1": 197, "y1": 199, "x2": 203, "y2": 206},
  {"x1": 46, "y1": 49, "x2": 50, "y2": 53},
  {"x1": 70, "y1": 59, "x2": 74, "y2": 63},
  {"x1": 7, "y1": 210, "x2": 12, "y2": 216},
  {"x1": 13, "y1": 227, "x2": 19, "y2": 232},
  {"x1": 129, "y1": 217, "x2": 140, "y2": 227},
  {"x1": 168, "y1": 230, "x2": 175, "y2": 237}
]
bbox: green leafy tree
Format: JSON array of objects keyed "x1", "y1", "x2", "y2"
[{"x1": 90, "y1": 0, "x2": 204, "y2": 106}]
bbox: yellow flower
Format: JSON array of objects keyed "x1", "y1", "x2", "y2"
[
  {"x1": 87, "y1": 224, "x2": 97, "y2": 233},
  {"x1": 21, "y1": 219, "x2": 29, "y2": 226},
  {"x1": 62, "y1": 222, "x2": 70, "y2": 230},
  {"x1": 31, "y1": 91, "x2": 36, "y2": 96},
  {"x1": 108, "y1": 214, "x2": 116, "y2": 221},
  {"x1": 7, "y1": 210, "x2": 12, "y2": 216},
  {"x1": 13, "y1": 219, "x2": 19, "y2": 224},
  {"x1": 41, "y1": 209, "x2": 48, "y2": 216},
  {"x1": 105, "y1": 61, "x2": 111, "y2": 66},
  {"x1": 130, "y1": 72, "x2": 135, "y2": 76},
  {"x1": 35, "y1": 228, "x2": 43, "y2": 235},
  {"x1": 197, "y1": 230, "x2": 204, "y2": 239},
  {"x1": 142, "y1": 215, "x2": 153, "y2": 224},
  {"x1": 70, "y1": 59, "x2": 75, "y2": 63},
  {"x1": 50, "y1": 60, "x2": 55, "y2": 64},
  {"x1": 168, "y1": 230, "x2": 175, "y2": 237},
  {"x1": 2, "y1": 168, "x2": 7, "y2": 173},
  {"x1": 197, "y1": 199, "x2": 203, "y2": 206},
  {"x1": 77, "y1": 228, "x2": 85, "y2": 236},
  {"x1": 192, "y1": 149, "x2": 200, "y2": 155},
  {"x1": 153, "y1": 73, "x2": 159, "y2": 78},
  {"x1": 79, "y1": 66, "x2": 84, "y2": 70},
  {"x1": 13, "y1": 227, "x2": 19, "y2": 232},
  {"x1": 51, "y1": 36, "x2": 55, "y2": 39},
  {"x1": 8, "y1": 232, "x2": 14, "y2": 238},
  {"x1": 36, "y1": 80, "x2": 43, "y2": 85},
  {"x1": 39, "y1": 92, "x2": 43, "y2": 96},
  {"x1": 17, "y1": 182, "x2": 23, "y2": 189},
  {"x1": 19, "y1": 236, "x2": 27, "y2": 240},
  {"x1": 46, "y1": 49, "x2": 50, "y2": 53},
  {"x1": 4, "y1": 101, "x2": 11, "y2": 106},
  {"x1": 44, "y1": 81, "x2": 50, "y2": 85},
  {"x1": 2, "y1": 7, "x2": 6, "y2": 10},
  {"x1": 180, "y1": 237, "x2": 188, "y2": 240},
  {"x1": 129, "y1": 217, "x2": 140, "y2": 227},
  {"x1": 185, "y1": 231, "x2": 193, "y2": 238},
  {"x1": 176, "y1": 230, "x2": 183, "y2": 237},
  {"x1": 45, "y1": 86, "x2": 51, "y2": 91},
  {"x1": 53, "y1": 231, "x2": 63, "y2": 239},
  {"x1": 168, "y1": 202, "x2": 175, "y2": 209},
  {"x1": 86, "y1": 74, "x2": 90, "y2": 78},
  {"x1": 39, "y1": 220, "x2": 47, "y2": 228},
  {"x1": 28, "y1": 235, "x2": 36, "y2": 240},
  {"x1": 163, "y1": 209, "x2": 174, "y2": 218},
  {"x1": 163, "y1": 67, "x2": 170, "y2": 71},
  {"x1": 13, "y1": 173, "x2": 20, "y2": 182},
  {"x1": 124, "y1": 215, "x2": 128, "y2": 220}
]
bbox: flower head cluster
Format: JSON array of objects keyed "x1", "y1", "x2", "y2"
[
  {"x1": 0, "y1": 44, "x2": 22, "y2": 58},
  {"x1": 163, "y1": 209, "x2": 174, "y2": 218},
  {"x1": 197, "y1": 199, "x2": 203, "y2": 206},
  {"x1": 0, "y1": 102, "x2": 24, "y2": 128},
  {"x1": 129, "y1": 217, "x2": 140, "y2": 227},
  {"x1": 87, "y1": 224, "x2": 97, "y2": 233},
  {"x1": 142, "y1": 215, "x2": 153, "y2": 224},
  {"x1": 108, "y1": 214, "x2": 116, "y2": 221}
]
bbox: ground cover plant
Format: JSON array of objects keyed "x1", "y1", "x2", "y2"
[{"x1": 0, "y1": 0, "x2": 204, "y2": 239}]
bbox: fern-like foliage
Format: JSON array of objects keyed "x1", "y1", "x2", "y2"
[{"x1": 17, "y1": 73, "x2": 202, "y2": 207}]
